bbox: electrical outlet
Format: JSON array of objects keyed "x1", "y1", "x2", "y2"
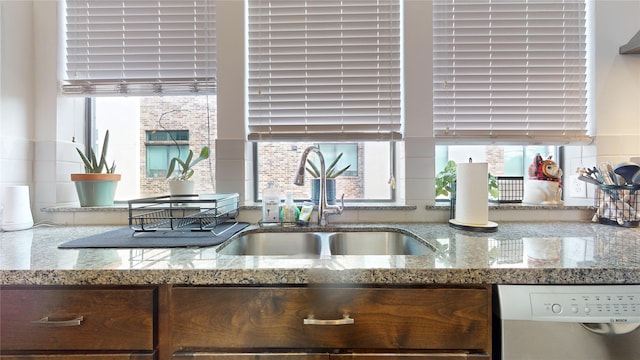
[{"x1": 568, "y1": 174, "x2": 587, "y2": 198}]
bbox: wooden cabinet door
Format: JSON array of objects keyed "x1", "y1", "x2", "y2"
[
  {"x1": 0, "y1": 287, "x2": 156, "y2": 351},
  {"x1": 171, "y1": 287, "x2": 490, "y2": 353},
  {"x1": 331, "y1": 353, "x2": 490, "y2": 359},
  {"x1": 0, "y1": 354, "x2": 156, "y2": 360}
]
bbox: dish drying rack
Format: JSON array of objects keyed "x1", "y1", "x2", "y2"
[{"x1": 128, "y1": 193, "x2": 239, "y2": 232}]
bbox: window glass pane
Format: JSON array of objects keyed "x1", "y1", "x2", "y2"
[
  {"x1": 256, "y1": 141, "x2": 393, "y2": 202},
  {"x1": 435, "y1": 145, "x2": 557, "y2": 200},
  {"x1": 93, "y1": 96, "x2": 216, "y2": 199},
  {"x1": 316, "y1": 144, "x2": 358, "y2": 177},
  {"x1": 146, "y1": 144, "x2": 189, "y2": 178}
]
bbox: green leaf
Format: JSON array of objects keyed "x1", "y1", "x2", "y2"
[
  {"x1": 75, "y1": 129, "x2": 115, "y2": 174},
  {"x1": 306, "y1": 152, "x2": 351, "y2": 178},
  {"x1": 306, "y1": 159, "x2": 321, "y2": 178},
  {"x1": 166, "y1": 146, "x2": 209, "y2": 180}
]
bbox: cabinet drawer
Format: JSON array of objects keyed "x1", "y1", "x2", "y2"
[
  {"x1": 171, "y1": 287, "x2": 490, "y2": 352},
  {"x1": 0, "y1": 287, "x2": 156, "y2": 351},
  {"x1": 173, "y1": 354, "x2": 328, "y2": 359},
  {"x1": 0, "y1": 353, "x2": 156, "y2": 359}
]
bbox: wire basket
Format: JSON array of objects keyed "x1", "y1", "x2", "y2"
[
  {"x1": 128, "y1": 193, "x2": 239, "y2": 232},
  {"x1": 594, "y1": 185, "x2": 640, "y2": 228},
  {"x1": 490, "y1": 176, "x2": 524, "y2": 203}
]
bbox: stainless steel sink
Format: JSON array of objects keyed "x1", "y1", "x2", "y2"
[
  {"x1": 216, "y1": 232, "x2": 323, "y2": 256},
  {"x1": 217, "y1": 229, "x2": 432, "y2": 256},
  {"x1": 328, "y1": 231, "x2": 432, "y2": 255}
]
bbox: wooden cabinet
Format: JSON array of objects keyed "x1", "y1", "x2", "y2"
[
  {"x1": 0, "y1": 286, "x2": 157, "y2": 359},
  {"x1": 1, "y1": 285, "x2": 491, "y2": 360},
  {"x1": 171, "y1": 353, "x2": 484, "y2": 359},
  {"x1": 172, "y1": 354, "x2": 328, "y2": 359},
  {"x1": 169, "y1": 286, "x2": 491, "y2": 359}
]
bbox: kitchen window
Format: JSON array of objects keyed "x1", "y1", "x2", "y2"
[
  {"x1": 431, "y1": 0, "x2": 589, "y2": 201},
  {"x1": 254, "y1": 141, "x2": 394, "y2": 202},
  {"x1": 91, "y1": 97, "x2": 216, "y2": 199},
  {"x1": 62, "y1": 0, "x2": 217, "y2": 200}
]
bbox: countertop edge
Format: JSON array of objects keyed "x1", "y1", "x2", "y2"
[{"x1": 2, "y1": 268, "x2": 639, "y2": 286}]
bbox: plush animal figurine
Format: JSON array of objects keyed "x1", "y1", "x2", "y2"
[
  {"x1": 528, "y1": 154, "x2": 562, "y2": 182},
  {"x1": 523, "y1": 154, "x2": 563, "y2": 204}
]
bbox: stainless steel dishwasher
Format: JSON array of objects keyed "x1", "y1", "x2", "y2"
[{"x1": 494, "y1": 285, "x2": 640, "y2": 360}]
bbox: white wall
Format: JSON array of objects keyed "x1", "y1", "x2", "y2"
[
  {"x1": 0, "y1": 0, "x2": 638, "y2": 223},
  {"x1": 563, "y1": 0, "x2": 640, "y2": 206},
  {"x1": 0, "y1": 1, "x2": 35, "y2": 220},
  {"x1": 593, "y1": 0, "x2": 640, "y2": 164}
]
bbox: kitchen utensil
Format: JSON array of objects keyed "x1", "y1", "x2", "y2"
[
  {"x1": 633, "y1": 170, "x2": 640, "y2": 186},
  {"x1": 585, "y1": 167, "x2": 602, "y2": 184},
  {"x1": 578, "y1": 175, "x2": 601, "y2": 185},
  {"x1": 599, "y1": 163, "x2": 615, "y2": 185},
  {"x1": 614, "y1": 161, "x2": 640, "y2": 185}
]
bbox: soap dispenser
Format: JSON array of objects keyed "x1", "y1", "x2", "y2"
[
  {"x1": 280, "y1": 194, "x2": 300, "y2": 224},
  {"x1": 262, "y1": 181, "x2": 281, "y2": 223}
]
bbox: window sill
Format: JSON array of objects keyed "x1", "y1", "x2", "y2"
[{"x1": 41, "y1": 202, "x2": 595, "y2": 226}]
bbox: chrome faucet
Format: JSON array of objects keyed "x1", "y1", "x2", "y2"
[{"x1": 293, "y1": 146, "x2": 344, "y2": 226}]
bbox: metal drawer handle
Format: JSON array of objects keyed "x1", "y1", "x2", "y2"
[
  {"x1": 303, "y1": 314, "x2": 354, "y2": 326},
  {"x1": 31, "y1": 316, "x2": 84, "y2": 327}
]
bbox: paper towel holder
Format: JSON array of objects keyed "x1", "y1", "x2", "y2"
[
  {"x1": 448, "y1": 158, "x2": 498, "y2": 233},
  {"x1": 449, "y1": 218, "x2": 498, "y2": 233}
]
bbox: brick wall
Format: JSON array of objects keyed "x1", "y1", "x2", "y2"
[
  {"x1": 256, "y1": 142, "x2": 364, "y2": 200},
  {"x1": 139, "y1": 96, "x2": 217, "y2": 197}
]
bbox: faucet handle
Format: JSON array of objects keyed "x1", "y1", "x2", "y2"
[
  {"x1": 335, "y1": 194, "x2": 345, "y2": 214},
  {"x1": 320, "y1": 194, "x2": 344, "y2": 226}
]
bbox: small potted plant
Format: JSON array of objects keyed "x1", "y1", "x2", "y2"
[
  {"x1": 71, "y1": 130, "x2": 121, "y2": 207},
  {"x1": 166, "y1": 146, "x2": 210, "y2": 195},
  {"x1": 306, "y1": 152, "x2": 351, "y2": 204}
]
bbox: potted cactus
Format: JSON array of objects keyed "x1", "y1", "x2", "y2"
[
  {"x1": 166, "y1": 146, "x2": 210, "y2": 195},
  {"x1": 306, "y1": 152, "x2": 351, "y2": 205},
  {"x1": 71, "y1": 130, "x2": 121, "y2": 206}
]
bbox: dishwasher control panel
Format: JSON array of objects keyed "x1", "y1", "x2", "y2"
[
  {"x1": 498, "y1": 285, "x2": 640, "y2": 323},
  {"x1": 531, "y1": 291, "x2": 640, "y2": 322}
]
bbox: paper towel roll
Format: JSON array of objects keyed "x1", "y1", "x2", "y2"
[{"x1": 455, "y1": 162, "x2": 489, "y2": 226}]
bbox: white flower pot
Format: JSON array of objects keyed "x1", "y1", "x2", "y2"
[{"x1": 168, "y1": 180, "x2": 195, "y2": 195}]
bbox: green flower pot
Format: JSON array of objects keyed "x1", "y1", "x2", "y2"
[{"x1": 71, "y1": 173, "x2": 121, "y2": 207}]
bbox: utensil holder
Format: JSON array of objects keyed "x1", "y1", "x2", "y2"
[{"x1": 594, "y1": 185, "x2": 640, "y2": 227}]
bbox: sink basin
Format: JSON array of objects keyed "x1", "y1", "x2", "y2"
[
  {"x1": 217, "y1": 232, "x2": 323, "y2": 256},
  {"x1": 217, "y1": 229, "x2": 432, "y2": 256},
  {"x1": 328, "y1": 231, "x2": 432, "y2": 255}
]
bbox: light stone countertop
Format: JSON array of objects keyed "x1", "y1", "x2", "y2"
[{"x1": 1, "y1": 222, "x2": 639, "y2": 286}]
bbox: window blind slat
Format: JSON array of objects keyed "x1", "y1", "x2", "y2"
[
  {"x1": 62, "y1": 0, "x2": 216, "y2": 96},
  {"x1": 247, "y1": 0, "x2": 402, "y2": 141},
  {"x1": 433, "y1": 0, "x2": 589, "y2": 144}
]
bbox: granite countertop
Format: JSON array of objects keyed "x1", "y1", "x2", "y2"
[{"x1": 1, "y1": 222, "x2": 639, "y2": 286}]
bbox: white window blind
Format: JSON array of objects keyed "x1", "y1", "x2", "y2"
[
  {"x1": 63, "y1": 0, "x2": 215, "y2": 96},
  {"x1": 247, "y1": 0, "x2": 402, "y2": 141},
  {"x1": 433, "y1": 0, "x2": 589, "y2": 144}
]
